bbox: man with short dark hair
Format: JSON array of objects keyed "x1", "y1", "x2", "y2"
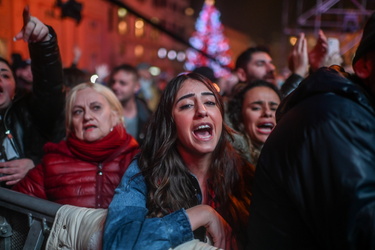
[
  {"x1": 109, "y1": 64, "x2": 151, "y2": 145},
  {"x1": 235, "y1": 46, "x2": 277, "y2": 86},
  {"x1": 235, "y1": 32, "x2": 328, "y2": 98},
  {"x1": 247, "y1": 12, "x2": 375, "y2": 249}
]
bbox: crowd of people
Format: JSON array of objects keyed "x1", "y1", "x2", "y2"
[{"x1": 1, "y1": 4, "x2": 375, "y2": 250}]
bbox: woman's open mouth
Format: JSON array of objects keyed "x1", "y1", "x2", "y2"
[
  {"x1": 193, "y1": 124, "x2": 213, "y2": 140},
  {"x1": 257, "y1": 122, "x2": 275, "y2": 134}
]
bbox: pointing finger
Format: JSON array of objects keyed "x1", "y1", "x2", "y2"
[{"x1": 23, "y1": 5, "x2": 31, "y2": 27}]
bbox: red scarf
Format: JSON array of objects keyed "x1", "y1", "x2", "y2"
[{"x1": 67, "y1": 124, "x2": 132, "y2": 162}]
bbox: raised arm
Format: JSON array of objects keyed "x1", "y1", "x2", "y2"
[
  {"x1": 0, "y1": 6, "x2": 64, "y2": 186},
  {"x1": 14, "y1": 6, "x2": 64, "y2": 138},
  {"x1": 13, "y1": 5, "x2": 51, "y2": 43},
  {"x1": 281, "y1": 33, "x2": 308, "y2": 97},
  {"x1": 308, "y1": 29, "x2": 328, "y2": 71}
]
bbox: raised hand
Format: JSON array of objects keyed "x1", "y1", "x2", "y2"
[
  {"x1": 308, "y1": 29, "x2": 328, "y2": 71},
  {"x1": 288, "y1": 32, "x2": 309, "y2": 77},
  {"x1": 13, "y1": 5, "x2": 50, "y2": 43},
  {"x1": 95, "y1": 64, "x2": 110, "y2": 83}
]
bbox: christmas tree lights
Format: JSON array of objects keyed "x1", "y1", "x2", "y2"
[{"x1": 185, "y1": 0, "x2": 232, "y2": 78}]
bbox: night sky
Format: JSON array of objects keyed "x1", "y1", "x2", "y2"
[{"x1": 190, "y1": 0, "x2": 284, "y2": 44}]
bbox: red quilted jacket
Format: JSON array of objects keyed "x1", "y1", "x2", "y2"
[{"x1": 13, "y1": 138, "x2": 139, "y2": 208}]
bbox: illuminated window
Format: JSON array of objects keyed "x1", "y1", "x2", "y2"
[
  {"x1": 118, "y1": 8, "x2": 127, "y2": 18},
  {"x1": 118, "y1": 21, "x2": 128, "y2": 35},
  {"x1": 134, "y1": 45, "x2": 144, "y2": 57},
  {"x1": 117, "y1": 7, "x2": 128, "y2": 35},
  {"x1": 135, "y1": 18, "x2": 145, "y2": 37}
]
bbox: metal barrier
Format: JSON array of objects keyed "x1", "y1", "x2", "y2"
[{"x1": 0, "y1": 188, "x2": 61, "y2": 250}]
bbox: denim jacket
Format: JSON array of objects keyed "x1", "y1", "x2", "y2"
[{"x1": 103, "y1": 160, "x2": 194, "y2": 249}]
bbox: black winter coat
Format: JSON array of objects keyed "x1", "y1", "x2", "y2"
[
  {"x1": 247, "y1": 67, "x2": 375, "y2": 250},
  {"x1": 1, "y1": 26, "x2": 64, "y2": 165}
]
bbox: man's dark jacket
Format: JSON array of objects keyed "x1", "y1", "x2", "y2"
[
  {"x1": 247, "y1": 67, "x2": 375, "y2": 249},
  {"x1": 134, "y1": 97, "x2": 151, "y2": 146}
]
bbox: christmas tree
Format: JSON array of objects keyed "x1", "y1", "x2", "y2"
[{"x1": 185, "y1": 0, "x2": 232, "y2": 78}]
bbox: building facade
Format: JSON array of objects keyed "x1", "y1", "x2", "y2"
[{"x1": 0, "y1": 0, "x2": 196, "y2": 77}]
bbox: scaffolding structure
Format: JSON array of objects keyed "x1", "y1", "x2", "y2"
[{"x1": 282, "y1": 0, "x2": 375, "y2": 57}]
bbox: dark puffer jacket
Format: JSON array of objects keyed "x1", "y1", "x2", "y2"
[
  {"x1": 13, "y1": 138, "x2": 139, "y2": 208},
  {"x1": 2, "y1": 26, "x2": 64, "y2": 165},
  {"x1": 247, "y1": 67, "x2": 375, "y2": 250}
]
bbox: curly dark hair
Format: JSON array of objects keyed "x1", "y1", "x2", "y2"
[{"x1": 138, "y1": 72, "x2": 254, "y2": 244}]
